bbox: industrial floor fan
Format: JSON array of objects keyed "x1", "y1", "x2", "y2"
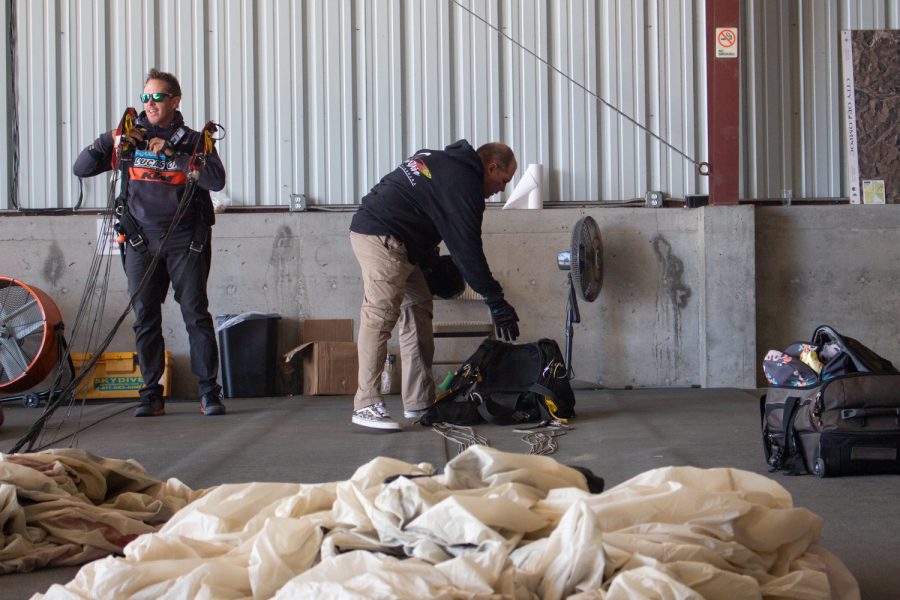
[
  {"x1": 556, "y1": 216, "x2": 604, "y2": 376},
  {"x1": 0, "y1": 277, "x2": 73, "y2": 410}
]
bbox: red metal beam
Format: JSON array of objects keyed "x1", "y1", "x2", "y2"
[{"x1": 706, "y1": 0, "x2": 741, "y2": 205}]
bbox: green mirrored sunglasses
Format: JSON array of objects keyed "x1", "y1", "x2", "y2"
[{"x1": 140, "y1": 92, "x2": 173, "y2": 103}]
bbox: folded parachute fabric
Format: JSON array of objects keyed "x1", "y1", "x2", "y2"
[
  {"x1": 0, "y1": 448, "x2": 204, "y2": 574},
  {"x1": 34, "y1": 446, "x2": 858, "y2": 599}
]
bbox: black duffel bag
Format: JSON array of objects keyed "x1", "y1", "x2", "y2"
[{"x1": 421, "y1": 338, "x2": 575, "y2": 426}]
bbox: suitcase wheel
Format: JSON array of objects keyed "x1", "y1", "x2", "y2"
[{"x1": 814, "y1": 457, "x2": 828, "y2": 478}]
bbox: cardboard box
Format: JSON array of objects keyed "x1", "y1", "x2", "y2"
[
  {"x1": 287, "y1": 341, "x2": 358, "y2": 395},
  {"x1": 301, "y1": 319, "x2": 354, "y2": 344},
  {"x1": 71, "y1": 351, "x2": 172, "y2": 399},
  {"x1": 285, "y1": 319, "x2": 358, "y2": 395}
]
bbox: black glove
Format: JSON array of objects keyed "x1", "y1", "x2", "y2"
[{"x1": 486, "y1": 297, "x2": 520, "y2": 342}]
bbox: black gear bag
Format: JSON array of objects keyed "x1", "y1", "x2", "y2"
[{"x1": 421, "y1": 338, "x2": 576, "y2": 426}]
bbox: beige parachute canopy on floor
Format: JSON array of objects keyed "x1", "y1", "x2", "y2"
[
  {"x1": 0, "y1": 449, "x2": 202, "y2": 574},
  {"x1": 7, "y1": 446, "x2": 857, "y2": 599}
]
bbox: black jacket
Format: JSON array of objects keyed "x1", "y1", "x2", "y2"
[
  {"x1": 73, "y1": 111, "x2": 226, "y2": 231},
  {"x1": 350, "y1": 140, "x2": 503, "y2": 301}
]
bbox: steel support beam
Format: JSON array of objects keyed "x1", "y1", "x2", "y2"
[{"x1": 706, "y1": 0, "x2": 741, "y2": 205}]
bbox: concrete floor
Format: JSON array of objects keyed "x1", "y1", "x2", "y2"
[{"x1": 2, "y1": 387, "x2": 898, "y2": 599}]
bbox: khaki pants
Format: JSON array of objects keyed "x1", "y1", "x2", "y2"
[{"x1": 350, "y1": 232, "x2": 435, "y2": 411}]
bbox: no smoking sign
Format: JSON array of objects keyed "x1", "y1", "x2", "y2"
[{"x1": 716, "y1": 27, "x2": 738, "y2": 58}]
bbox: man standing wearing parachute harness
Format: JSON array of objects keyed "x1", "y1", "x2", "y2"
[{"x1": 74, "y1": 68, "x2": 227, "y2": 417}]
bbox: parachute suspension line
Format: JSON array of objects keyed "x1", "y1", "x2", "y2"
[
  {"x1": 432, "y1": 423, "x2": 489, "y2": 461},
  {"x1": 24, "y1": 170, "x2": 122, "y2": 451},
  {"x1": 13, "y1": 183, "x2": 189, "y2": 453},
  {"x1": 16, "y1": 186, "x2": 199, "y2": 453},
  {"x1": 449, "y1": 0, "x2": 709, "y2": 175},
  {"x1": 7, "y1": 0, "x2": 19, "y2": 209},
  {"x1": 37, "y1": 203, "x2": 119, "y2": 450}
]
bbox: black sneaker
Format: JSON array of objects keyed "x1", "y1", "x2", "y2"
[
  {"x1": 200, "y1": 390, "x2": 226, "y2": 416},
  {"x1": 134, "y1": 396, "x2": 165, "y2": 417}
]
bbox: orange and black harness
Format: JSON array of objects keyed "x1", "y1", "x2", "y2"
[{"x1": 111, "y1": 108, "x2": 223, "y2": 279}]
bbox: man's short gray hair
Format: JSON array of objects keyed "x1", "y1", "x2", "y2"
[{"x1": 477, "y1": 143, "x2": 515, "y2": 170}]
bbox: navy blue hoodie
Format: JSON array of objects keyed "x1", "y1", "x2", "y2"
[
  {"x1": 350, "y1": 140, "x2": 503, "y2": 301},
  {"x1": 73, "y1": 111, "x2": 225, "y2": 231}
]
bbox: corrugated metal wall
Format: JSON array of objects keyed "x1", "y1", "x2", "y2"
[
  {"x1": 1, "y1": 0, "x2": 10, "y2": 207},
  {"x1": 3, "y1": 0, "x2": 897, "y2": 211},
  {"x1": 3, "y1": 0, "x2": 709, "y2": 210},
  {"x1": 743, "y1": 0, "x2": 900, "y2": 200}
]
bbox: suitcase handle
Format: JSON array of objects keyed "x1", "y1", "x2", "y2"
[{"x1": 840, "y1": 407, "x2": 900, "y2": 425}]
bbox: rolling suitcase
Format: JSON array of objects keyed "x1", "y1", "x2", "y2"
[
  {"x1": 762, "y1": 373, "x2": 900, "y2": 477},
  {"x1": 761, "y1": 325, "x2": 900, "y2": 477}
]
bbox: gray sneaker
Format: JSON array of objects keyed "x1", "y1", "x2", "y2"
[
  {"x1": 352, "y1": 403, "x2": 400, "y2": 431},
  {"x1": 404, "y1": 408, "x2": 428, "y2": 419}
]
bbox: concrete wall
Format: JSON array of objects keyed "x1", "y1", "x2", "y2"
[
  {"x1": 756, "y1": 205, "x2": 900, "y2": 380},
  {"x1": 11, "y1": 205, "x2": 897, "y2": 397}
]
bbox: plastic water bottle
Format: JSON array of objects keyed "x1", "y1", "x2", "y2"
[{"x1": 380, "y1": 355, "x2": 395, "y2": 395}]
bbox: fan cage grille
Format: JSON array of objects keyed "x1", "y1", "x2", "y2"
[{"x1": 0, "y1": 278, "x2": 62, "y2": 392}]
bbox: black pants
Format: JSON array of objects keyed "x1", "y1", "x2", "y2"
[{"x1": 125, "y1": 226, "x2": 219, "y2": 400}]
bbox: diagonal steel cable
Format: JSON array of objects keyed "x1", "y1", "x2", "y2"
[{"x1": 450, "y1": 0, "x2": 707, "y2": 172}]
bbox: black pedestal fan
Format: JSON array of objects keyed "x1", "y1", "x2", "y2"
[{"x1": 556, "y1": 216, "x2": 604, "y2": 377}]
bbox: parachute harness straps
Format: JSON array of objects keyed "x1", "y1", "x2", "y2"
[
  {"x1": 110, "y1": 108, "x2": 148, "y2": 257},
  {"x1": 188, "y1": 121, "x2": 224, "y2": 180},
  {"x1": 111, "y1": 107, "x2": 140, "y2": 171}
]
